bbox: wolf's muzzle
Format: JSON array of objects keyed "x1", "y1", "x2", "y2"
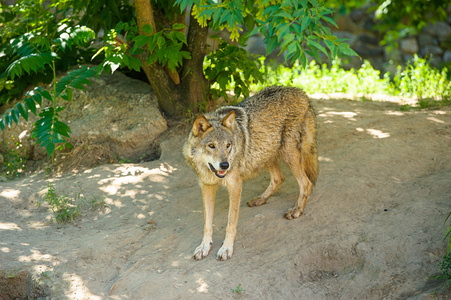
[{"x1": 208, "y1": 162, "x2": 229, "y2": 178}]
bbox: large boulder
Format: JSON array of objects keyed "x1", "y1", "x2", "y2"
[{"x1": 0, "y1": 71, "x2": 167, "y2": 169}]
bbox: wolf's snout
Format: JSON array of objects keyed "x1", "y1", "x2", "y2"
[{"x1": 220, "y1": 161, "x2": 229, "y2": 170}]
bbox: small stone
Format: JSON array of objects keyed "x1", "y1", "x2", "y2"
[
  {"x1": 443, "y1": 51, "x2": 451, "y2": 62},
  {"x1": 400, "y1": 37, "x2": 419, "y2": 54}
]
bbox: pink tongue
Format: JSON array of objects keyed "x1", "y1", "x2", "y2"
[{"x1": 218, "y1": 171, "x2": 226, "y2": 175}]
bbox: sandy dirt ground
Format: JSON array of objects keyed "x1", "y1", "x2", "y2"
[{"x1": 1, "y1": 98, "x2": 450, "y2": 299}]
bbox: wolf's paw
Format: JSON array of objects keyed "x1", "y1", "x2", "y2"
[
  {"x1": 216, "y1": 244, "x2": 233, "y2": 261},
  {"x1": 284, "y1": 207, "x2": 303, "y2": 220},
  {"x1": 247, "y1": 197, "x2": 268, "y2": 207},
  {"x1": 193, "y1": 242, "x2": 212, "y2": 260}
]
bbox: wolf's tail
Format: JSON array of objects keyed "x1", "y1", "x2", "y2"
[{"x1": 301, "y1": 107, "x2": 319, "y2": 184}]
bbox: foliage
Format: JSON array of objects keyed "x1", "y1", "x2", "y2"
[
  {"x1": 231, "y1": 283, "x2": 245, "y2": 294},
  {"x1": 0, "y1": 0, "x2": 98, "y2": 106},
  {"x1": 133, "y1": 23, "x2": 191, "y2": 72},
  {"x1": 0, "y1": 22, "x2": 97, "y2": 161},
  {"x1": 250, "y1": 55, "x2": 451, "y2": 105},
  {"x1": 38, "y1": 181, "x2": 81, "y2": 223},
  {"x1": 69, "y1": 0, "x2": 135, "y2": 34},
  {"x1": 327, "y1": 0, "x2": 450, "y2": 49},
  {"x1": 204, "y1": 38, "x2": 263, "y2": 102},
  {"x1": 37, "y1": 181, "x2": 107, "y2": 223},
  {"x1": 437, "y1": 253, "x2": 451, "y2": 283},
  {"x1": 392, "y1": 55, "x2": 451, "y2": 101},
  {"x1": 445, "y1": 212, "x2": 451, "y2": 256},
  {"x1": 180, "y1": 0, "x2": 357, "y2": 65},
  {"x1": 1, "y1": 136, "x2": 27, "y2": 179},
  {"x1": 433, "y1": 212, "x2": 451, "y2": 287},
  {"x1": 94, "y1": 0, "x2": 358, "y2": 113},
  {"x1": 372, "y1": 0, "x2": 449, "y2": 48}
]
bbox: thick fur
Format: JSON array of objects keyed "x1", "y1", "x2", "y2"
[{"x1": 183, "y1": 86, "x2": 318, "y2": 260}]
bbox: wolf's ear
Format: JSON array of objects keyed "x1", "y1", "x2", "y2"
[
  {"x1": 222, "y1": 110, "x2": 235, "y2": 131},
  {"x1": 193, "y1": 115, "x2": 211, "y2": 137}
]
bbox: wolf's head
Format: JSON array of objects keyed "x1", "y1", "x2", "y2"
[{"x1": 184, "y1": 110, "x2": 237, "y2": 179}]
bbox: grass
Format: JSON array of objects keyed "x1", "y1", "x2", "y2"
[
  {"x1": 37, "y1": 181, "x2": 107, "y2": 224},
  {"x1": 231, "y1": 283, "x2": 245, "y2": 294},
  {"x1": 1, "y1": 136, "x2": 26, "y2": 179},
  {"x1": 250, "y1": 55, "x2": 451, "y2": 108}
]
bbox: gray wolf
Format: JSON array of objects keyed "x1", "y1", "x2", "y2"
[{"x1": 183, "y1": 86, "x2": 318, "y2": 261}]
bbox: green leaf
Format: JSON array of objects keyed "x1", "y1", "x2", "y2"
[
  {"x1": 266, "y1": 37, "x2": 278, "y2": 55},
  {"x1": 11, "y1": 109, "x2": 20, "y2": 124},
  {"x1": 32, "y1": 122, "x2": 53, "y2": 138},
  {"x1": 307, "y1": 38, "x2": 328, "y2": 57},
  {"x1": 61, "y1": 88, "x2": 72, "y2": 101},
  {"x1": 321, "y1": 15, "x2": 338, "y2": 28},
  {"x1": 198, "y1": 8, "x2": 215, "y2": 19},
  {"x1": 25, "y1": 97, "x2": 37, "y2": 115},
  {"x1": 301, "y1": 17, "x2": 311, "y2": 32},
  {"x1": 46, "y1": 143, "x2": 55, "y2": 157},
  {"x1": 338, "y1": 43, "x2": 359, "y2": 57},
  {"x1": 281, "y1": 33, "x2": 295, "y2": 49},
  {"x1": 172, "y1": 23, "x2": 186, "y2": 31},
  {"x1": 299, "y1": 51, "x2": 307, "y2": 68},
  {"x1": 17, "y1": 102, "x2": 29, "y2": 121},
  {"x1": 219, "y1": 10, "x2": 231, "y2": 26},
  {"x1": 6, "y1": 52, "x2": 55, "y2": 80},
  {"x1": 53, "y1": 121, "x2": 72, "y2": 137},
  {"x1": 275, "y1": 11, "x2": 292, "y2": 19},
  {"x1": 141, "y1": 24, "x2": 154, "y2": 34},
  {"x1": 277, "y1": 23, "x2": 290, "y2": 41},
  {"x1": 157, "y1": 36, "x2": 166, "y2": 49},
  {"x1": 55, "y1": 66, "x2": 95, "y2": 99}
]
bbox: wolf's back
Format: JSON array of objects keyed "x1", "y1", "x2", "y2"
[{"x1": 239, "y1": 86, "x2": 318, "y2": 183}]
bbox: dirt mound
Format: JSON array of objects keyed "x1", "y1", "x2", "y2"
[{"x1": 0, "y1": 98, "x2": 450, "y2": 299}]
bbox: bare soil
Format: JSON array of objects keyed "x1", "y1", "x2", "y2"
[{"x1": 1, "y1": 98, "x2": 450, "y2": 299}]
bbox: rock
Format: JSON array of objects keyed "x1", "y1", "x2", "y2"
[
  {"x1": 0, "y1": 70, "x2": 167, "y2": 168},
  {"x1": 420, "y1": 45, "x2": 443, "y2": 57},
  {"x1": 353, "y1": 40, "x2": 383, "y2": 57},
  {"x1": 350, "y1": 9, "x2": 365, "y2": 23},
  {"x1": 61, "y1": 72, "x2": 167, "y2": 163},
  {"x1": 357, "y1": 33, "x2": 379, "y2": 45},
  {"x1": 423, "y1": 21, "x2": 451, "y2": 42},
  {"x1": 444, "y1": 50, "x2": 451, "y2": 62},
  {"x1": 400, "y1": 37, "x2": 419, "y2": 54},
  {"x1": 418, "y1": 34, "x2": 438, "y2": 47}
]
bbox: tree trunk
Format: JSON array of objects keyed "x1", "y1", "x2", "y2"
[
  {"x1": 179, "y1": 13, "x2": 211, "y2": 112},
  {"x1": 134, "y1": 2, "x2": 211, "y2": 117},
  {"x1": 134, "y1": 0, "x2": 180, "y2": 116}
]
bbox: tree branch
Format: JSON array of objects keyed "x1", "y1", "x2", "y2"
[{"x1": 135, "y1": 0, "x2": 156, "y2": 35}]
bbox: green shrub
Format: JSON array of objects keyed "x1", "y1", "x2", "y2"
[
  {"x1": 392, "y1": 54, "x2": 451, "y2": 102},
  {"x1": 38, "y1": 181, "x2": 80, "y2": 223},
  {"x1": 250, "y1": 56, "x2": 450, "y2": 106},
  {"x1": 1, "y1": 136, "x2": 26, "y2": 179},
  {"x1": 37, "y1": 181, "x2": 107, "y2": 223}
]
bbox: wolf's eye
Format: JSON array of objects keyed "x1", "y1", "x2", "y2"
[
  {"x1": 226, "y1": 143, "x2": 231, "y2": 148},
  {"x1": 208, "y1": 143, "x2": 215, "y2": 149}
]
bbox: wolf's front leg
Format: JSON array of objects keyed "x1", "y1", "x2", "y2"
[
  {"x1": 194, "y1": 183, "x2": 218, "y2": 260},
  {"x1": 217, "y1": 178, "x2": 243, "y2": 261}
]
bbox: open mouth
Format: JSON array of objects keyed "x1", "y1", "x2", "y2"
[{"x1": 208, "y1": 163, "x2": 228, "y2": 178}]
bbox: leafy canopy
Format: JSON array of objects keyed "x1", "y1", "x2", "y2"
[{"x1": 178, "y1": 0, "x2": 357, "y2": 66}]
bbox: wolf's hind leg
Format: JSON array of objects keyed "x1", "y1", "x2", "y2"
[
  {"x1": 282, "y1": 151, "x2": 314, "y2": 219},
  {"x1": 285, "y1": 171, "x2": 312, "y2": 219},
  {"x1": 282, "y1": 117, "x2": 317, "y2": 219},
  {"x1": 247, "y1": 159, "x2": 285, "y2": 207}
]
